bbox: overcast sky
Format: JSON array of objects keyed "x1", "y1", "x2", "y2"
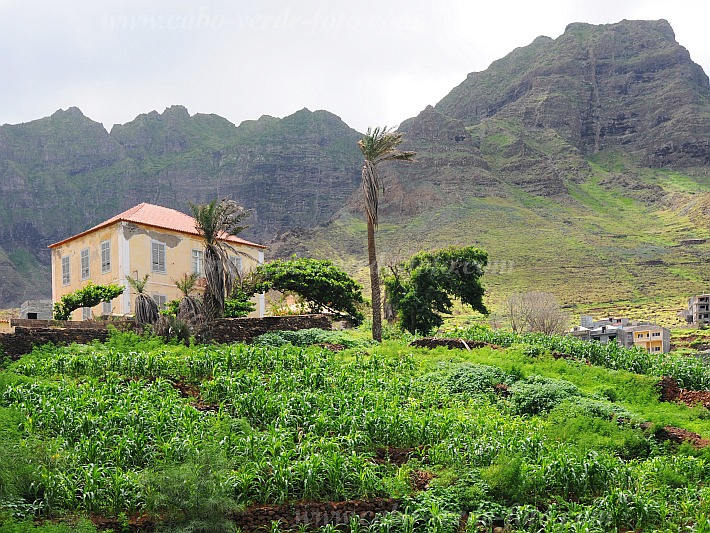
[{"x1": 1, "y1": 0, "x2": 708, "y2": 133}]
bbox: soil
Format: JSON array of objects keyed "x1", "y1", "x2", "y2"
[
  {"x1": 655, "y1": 426, "x2": 710, "y2": 448},
  {"x1": 410, "y1": 470, "x2": 435, "y2": 491},
  {"x1": 657, "y1": 376, "x2": 710, "y2": 409},
  {"x1": 170, "y1": 379, "x2": 219, "y2": 412},
  {"x1": 231, "y1": 497, "x2": 401, "y2": 532},
  {"x1": 373, "y1": 446, "x2": 427, "y2": 465}
]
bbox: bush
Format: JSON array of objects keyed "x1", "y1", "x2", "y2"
[
  {"x1": 508, "y1": 375, "x2": 581, "y2": 415},
  {"x1": 445, "y1": 363, "x2": 518, "y2": 396},
  {"x1": 251, "y1": 328, "x2": 367, "y2": 349}
]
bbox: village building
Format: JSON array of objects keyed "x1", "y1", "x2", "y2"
[
  {"x1": 684, "y1": 294, "x2": 710, "y2": 326},
  {"x1": 48, "y1": 203, "x2": 266, "y2": 320},
  {"x1": 569, "y1": 315, "x2": 671, "y2": 353}
]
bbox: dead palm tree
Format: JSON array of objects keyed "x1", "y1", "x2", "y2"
[
  {"x1": 358, "y1": 127, "x2": 415, "y2": 342},
  {"x1": 126, "y1": 274, "x2": 159, "y2": 326},
  {"x1": 190, "y1": 199, "x2": 250, "y2": 319}
]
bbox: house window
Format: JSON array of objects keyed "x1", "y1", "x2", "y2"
[
  {"x1": 192, "y1": 249, "x2": 204, "y2": 275},
  {"x1": 652, "y1": 332, "x2": 660, "y2": 337},
  {"x1": 80, "y1": 248, "x2": 90, "y2": 280},
  {"x1": 653, "y1": 346, "x2": 661, "y2": 352},
  {"x1": 61, "y1": 256, "x2": 70, "y2": 285},
  {"x1": 82, "y1": 306, "x2": 92, "y2": 320},
  {"x1": 101, "y1": 241, "x2": 111, "y2": 273},
  {"x1": 230, "y1": 255, "x2": 242, "y2": 276},
  {"x1": 102, "y1": 300, "x2": 112, "y2": 316},
  {"x1": 151, "y1": 241, "x2": 166, "y2": 273},
  {"x1": 152, "y1": 294, "x2": 167, "y2": 310},
  {"x1": 637, "y1": 333, "x2": 643, "y2": 339}
]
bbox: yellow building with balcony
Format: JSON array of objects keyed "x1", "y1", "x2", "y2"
[
  {"x1": 622, "y1": 324, "x2": 671, "y2": 353},
  {"x1": 48, "y1": 203, "x2": 266, "y2": 320}
]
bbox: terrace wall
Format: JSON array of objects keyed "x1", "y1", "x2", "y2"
[{"x1": 0, "y1": 315, "x2": 331, "y2": 360}]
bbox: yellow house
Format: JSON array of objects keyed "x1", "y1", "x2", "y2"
[
  {"x1": 622, "y1": 324, "x2": 671, "y2": 353},
  {"x1": 48, "y1": 203, "x2": 266, "y2": 320}
]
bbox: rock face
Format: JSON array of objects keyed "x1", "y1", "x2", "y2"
[{"x1": 435, "y1": 19, "x2": 709, "y2": 167}]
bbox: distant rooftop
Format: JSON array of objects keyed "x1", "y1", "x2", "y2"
[{"x1": 49, "y1": 202, "x2": 266, "y2": 249}]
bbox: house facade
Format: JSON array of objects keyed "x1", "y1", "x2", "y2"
[
  {"x1": 621, "y1": 324, "x2": 671, "y2": 353},
  {"x1": 49, "y1": 203, "x2": 266, "y2": 320},
  {"x1": 685, "y1": 294, "x2": 710, "y2": 326},
  {"x1": 569, "y1": 316, "x2": 671, "y2": 353}
]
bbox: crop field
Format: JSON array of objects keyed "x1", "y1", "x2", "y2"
[{"x1": 0, "y1": 328, "x2": 709, "y2": 532}]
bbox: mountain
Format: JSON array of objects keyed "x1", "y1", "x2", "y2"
[
  {"x1": 272, "y1": 19, "x2": 710, "y2": 323},
  {"x1": 0, "y1": 19, "x2": 708, "y2": 321},
  {"x1": 0, "y1": 106, "x2": 361, "y2": 306}
]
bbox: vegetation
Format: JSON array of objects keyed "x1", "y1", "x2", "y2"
[
  {"x1": 0, "y1": 326, "x2": 708, "y2": 531},
  {"x1": 384, "y1": 247, "x2": 488, "y2": 335},
  {"x1": 358, "y1": 127, "x2": 415, "y2": 342},
  {"x1": 503, "y1": 291, "x2": 570, "y2": 334},
  {"x1": 223, "y1": 291, "x2": 256, "y2": 319},
  {"x1": 126, "y1": 274, "x2": 159, "y2": 326},
  {"x1": 190, "y1": 199, "x2": 250, "y2": 319},
  {"x1": 173, "y1": 273, "x2": 205, "y2": 322},
  {"x1": 249, "y1": 256, "x2": 365, "y2": 325},
  {"x1": 52, "y1": 282, "x2": 125, "y2": 321}
]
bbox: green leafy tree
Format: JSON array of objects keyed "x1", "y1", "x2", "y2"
[
  {"x1": 358, "y1": 127, "x2": 415, "y2": 341},
  {"x1": 383, "y1": 246, "x2": 488, "y2": 335},
  {"x1": 224, "y1": 285, "x2": 256, "y2": 318},
  {"x1": 53, "y1": 282, "x2": 125, "y2": 321},
  {"x1": 126, "y1": 274, "x2": 159, "y2": 326},
  {"x1": 248, "y1": 256, "x2": 364, "y2": 325},
  {"x1": 190, "y1": 199, "x2": 250, "y2": 319}
]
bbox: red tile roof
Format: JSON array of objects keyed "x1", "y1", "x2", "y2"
[{"x1": 49, "y1": 202, "x2": 266, "y2": 249}]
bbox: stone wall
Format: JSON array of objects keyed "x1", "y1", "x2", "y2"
[
  {"x1": 0, "y1": 326, "x2": 110, "y2": 359},
  {"x1": 10, "y1": 318, "x2": 120, "y2": 330},
  {"x1": 209, "y1": 314, "x2": 332, "y2": 344},
  {"x1": 0, "y1": 315, "x2": 332, "y2": 360}
]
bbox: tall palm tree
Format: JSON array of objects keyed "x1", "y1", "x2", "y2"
[
  {"x1": 358, "y1": 127, "x2": 415, "y2": 341},
  {"x1": 190, "y1": 199, "x2": 250, "y2": 319}
]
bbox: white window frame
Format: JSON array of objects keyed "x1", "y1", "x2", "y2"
[
  {"x1": 151, "y1": 240, "x2": 166, "y2": 274},
  {"x1": 101, "y1": 240, "x2": 111, "y2": 274},
  {"x1": 102, "y1": 300, "x2": 112, "y2": 316},
  {"x1": 152, "y1": 293, "x2": 167, "y2": 311},
  {"x1": 229, "y1": 254, "x2": 242, "y2": 276},
  {"x1": 61, "y1": 256, "x2": 70, "y2": 286},
  {"x1": 192, "y1": 249, "x2": 204, "y2": 275},
  {"x1": 80, "y1": 248, "x2": 90, "y2": 280},
  {"x1": 82, "y1": 306, "x2": 92, "y2": 320}
]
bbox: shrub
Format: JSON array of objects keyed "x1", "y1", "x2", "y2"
[
  {"x1": 251, "y1": 328, "x2": 367, "y2": 348},
  {"x1": 444, "y1": 363, "x2": 518, "y2": 396},
  {"x1": 508, "y1": 375, "x2": 581, "y2": 415}
]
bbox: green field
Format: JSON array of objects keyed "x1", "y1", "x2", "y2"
[{"x1": 0, "y1": 328, "x2": 709, "y2": 532}]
